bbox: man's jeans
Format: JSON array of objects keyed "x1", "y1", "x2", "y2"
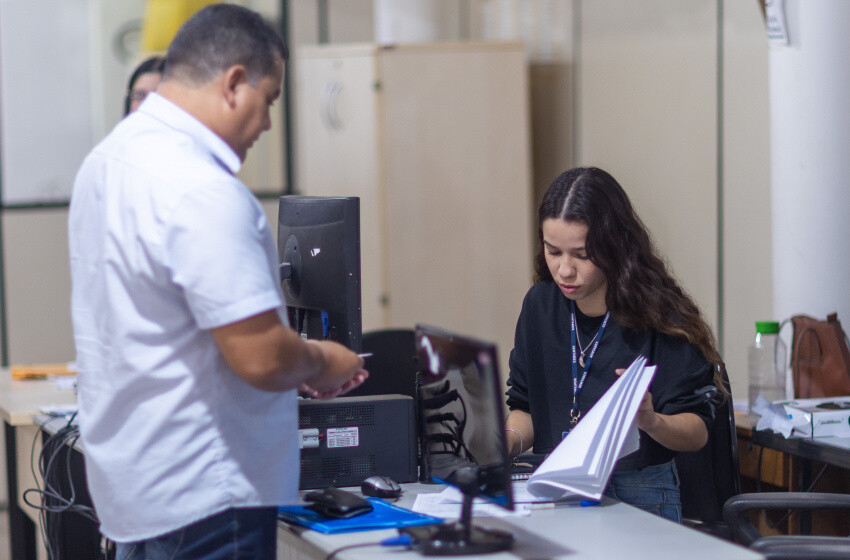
[{"x1": 116, "y1": 507, "x2": 277, "y2": 560}]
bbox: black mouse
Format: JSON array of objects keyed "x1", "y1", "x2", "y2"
[
  {"x1": 361, "y1": 475, "x2": 402, "y2": 499},
  {"x1": 303, "y1": 487, "x2": 373, "y2": 519}
]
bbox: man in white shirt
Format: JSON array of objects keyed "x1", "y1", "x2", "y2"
[{"x1": 69, "y1": 5, "x2": 367, "y2": 558}]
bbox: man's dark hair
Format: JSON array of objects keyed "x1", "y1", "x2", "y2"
[{"x1": 163, "y1": 4, "x2": 288, "y2": 86}]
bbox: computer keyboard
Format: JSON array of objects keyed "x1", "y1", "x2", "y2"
[{"x1": 510, "y1": 453, "x2": 546, "y2": 480}]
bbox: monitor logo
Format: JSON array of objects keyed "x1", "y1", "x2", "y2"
[
  {"x1": 310, "y1": 247, "x2": 321, "y2": 257},
  {"x1": 420, "y1": 335, "x2": 441, "y2": 375}
]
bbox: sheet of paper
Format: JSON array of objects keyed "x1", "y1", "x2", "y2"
[
  {"x1": 511, "y1": 480, "x2": 579, "y2": 504},
  {"x1": 526, "y1": 355, "x2": 656, "y2": 500},
  {"x1": 411, "y1": 490, "x2": 531, "y2": 518}
]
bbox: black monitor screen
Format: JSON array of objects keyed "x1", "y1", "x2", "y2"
[
  {"x1": 277, "y1": 196, "x2": 362, "y2": 352},
  {"x1": 415, "y1": 324, "x2": 513, "y2": 511}
]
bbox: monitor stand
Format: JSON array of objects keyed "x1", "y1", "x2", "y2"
[{"x1": 402, "y1": 467, "x2": 513, "y2": 556}]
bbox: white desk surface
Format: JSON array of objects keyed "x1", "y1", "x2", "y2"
[
  {"x1": 277, "y1": 483, "x2": 763, "y2": 560},
  {"x1": 0, "y1": 368, "x2": 77, "y2": 426}
]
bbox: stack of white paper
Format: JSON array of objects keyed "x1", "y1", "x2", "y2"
[{"x1": 526, "y1": 355, "x2": 656, "y2": 501}]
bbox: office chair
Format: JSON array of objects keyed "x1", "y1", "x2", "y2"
[
  {"x1": 344, "y1": 328, "x2": 418, "y2": 399},
  {"x1": 676, "y1": 364, "x2": 741, "y2": 540},
  {"x1": 723, "y1": 493, "x2": 850, "y2": 559}
]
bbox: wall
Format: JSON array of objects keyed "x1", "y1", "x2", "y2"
[
  {"x1": 0, "y1": 1, "x2": 773, "y2": 405},
  {"x1": 721, "y1": 0, "x2": 772, "y2": 399},
  {"x1": 577, "y1": 0, "x2": 719, "y2": 333},
  {"x1": 572, "y1": 0, "x2": 773, "y2": 401},
  {"x1": 0, "y1": 0, "x2": 286, "y2": 367}
]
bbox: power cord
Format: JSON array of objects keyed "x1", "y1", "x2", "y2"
[
  {"x1": 23, "y1": 412, "x2": 111, "y2": 559},
  {"x1": 755, "y1": 444, "x2": 830, "y2": 530}
]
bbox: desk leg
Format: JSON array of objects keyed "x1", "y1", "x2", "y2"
[
  {"x1": 4, "y1": 422, "x2": 36, "y2": 560},
  {"x1": 797, "y1": 457, "x2": 812, "y2": 534}
]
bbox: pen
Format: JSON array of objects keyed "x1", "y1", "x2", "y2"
[{"x1": 525, "y1": 499, "x2": 599, "y2": 510}]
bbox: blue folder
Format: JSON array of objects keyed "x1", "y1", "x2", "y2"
[{"x1": 278, "y1": 497, "x2": 443, "y2": 534}]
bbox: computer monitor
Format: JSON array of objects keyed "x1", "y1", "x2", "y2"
[
  {"x1": 409, "y1": 324, "x2": 514, "y2": 555},
  {"x1": 277, "y1": 195, "x2": 362, "y2": 352}
]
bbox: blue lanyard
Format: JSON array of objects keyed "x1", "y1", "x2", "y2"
[{"x1": 569, "y1": 299, "x2": 610, "y2": 429}]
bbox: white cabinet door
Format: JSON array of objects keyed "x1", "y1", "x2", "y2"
[
  {"x1": 379, "y1": 43, "x2": 533, "y2": 360},
  {"x1": 296, "y1": 46, "x2": 388, "y2": 331},
  {"x1": 295, "y1": 43, "x2": 534, "y2": 367}
]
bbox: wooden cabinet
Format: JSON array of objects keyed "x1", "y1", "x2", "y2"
[
  {"x1": 294, "y1": 42, "x2": 534, "y2": 361},
  {"x1": 736, "y1": 412, "x2": 791, "y2": 489}
]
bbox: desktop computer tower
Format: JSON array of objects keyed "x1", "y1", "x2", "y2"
[{"x1": 297, "y1": 394, "x2": 418, "y2": 489}]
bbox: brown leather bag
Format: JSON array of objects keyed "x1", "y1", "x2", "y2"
[{"x1": 790, "y1": 313, "x2": 850, "y2": 398}]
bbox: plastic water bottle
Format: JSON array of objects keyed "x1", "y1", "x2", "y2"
[{"x1": 747, "y1": 321, "x2": 787, "y2": 413}]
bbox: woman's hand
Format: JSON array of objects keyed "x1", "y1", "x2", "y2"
[
  {"x1": 615, "y1": 368, "x2": 707, "y2": 451},
  {"x1": 616, "y1": 368, "x2": 659, "y2": 432}
]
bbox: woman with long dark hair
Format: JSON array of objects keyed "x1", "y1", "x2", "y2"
[
  {"x1": 504, "y1": 167, "x2": 722, "y2": 522},
  {"x1": 124, "y1": 56, "x2": 166, "y2": 116}
]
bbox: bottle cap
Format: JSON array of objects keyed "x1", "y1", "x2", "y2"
[{"x1": 755, "y1": 321, "x2": 780, "y2": 334}]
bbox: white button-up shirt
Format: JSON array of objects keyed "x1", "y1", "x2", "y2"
[{"x1": 69, "y1": 93, "x2": 298, "y2": 542}]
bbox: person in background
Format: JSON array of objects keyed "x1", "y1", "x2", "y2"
[
  {"x1": 504, "y1": 167, "x2": 723, "y2": 522},
  {"x1": 69, "y1": 5, "x2": 367, "y2": 559},
  {"x1": 124, "y1": 55, "x2": 166, "y2": 115}
]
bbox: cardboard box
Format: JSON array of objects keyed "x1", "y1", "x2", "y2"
[{"x1": 782, "y1": 397, "x2": 850, "y2": 438}]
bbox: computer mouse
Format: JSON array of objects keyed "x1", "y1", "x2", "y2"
[
  {"x1": 303, "y1": 487, "x2": 373, "y2": 519},
  {"x1": 361, "y1": 475, "x2": 402, "y2": 499}
]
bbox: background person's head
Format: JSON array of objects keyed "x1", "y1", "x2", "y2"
[
  {"x1": 124, "y1": 56, "x2": 166, "y2": 116},
  {"x1": 534, "y1": 166, "x2": 651, "y2": 288},
  {"x1": 160, "y1": 4, "x2": 288, "y2": 161},
  {"x1": 536, "y1": 167, "x2": 721, "y2": 364}
]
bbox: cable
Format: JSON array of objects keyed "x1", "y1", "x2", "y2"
[
  {"x1": 754, "y1": 443, "x2": 831, "y2": 531},
  {"x1": 24, "y1": 413, "x2": 106, "y2": 559},
  {"x1": 766, "y1": 462, "x2": 830, "y2": 530}
]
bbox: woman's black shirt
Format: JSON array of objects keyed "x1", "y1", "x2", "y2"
[{"x1": 505, "y1": 281, "x2": 716, "y2": 471}]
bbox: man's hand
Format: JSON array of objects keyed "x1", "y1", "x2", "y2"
[
  {"x1": 300, "y1": 340, "x2": 369, "y2": 398},
  {"x1": 300, "y1": 370, "x2": 368, "y2": 399}
]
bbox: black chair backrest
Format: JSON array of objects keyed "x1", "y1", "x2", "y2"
[
  {"x1": 344, "y1": 328, "x2": 418, "y2": 399},
  {"x1": 677, "y1": 364, "x2": 741, "y2": 525}
]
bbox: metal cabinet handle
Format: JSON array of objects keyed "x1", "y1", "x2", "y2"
[{"x1": 319, "y1": 81, "x2": 343, "y2": 130}]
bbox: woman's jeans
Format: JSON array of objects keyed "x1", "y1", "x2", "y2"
[
  {"x1": 116, "y1": 507, "x2": 277, "y2": 560},
  {"x1": 604, "y1": 460, "x2": 682, "y2": 523}
]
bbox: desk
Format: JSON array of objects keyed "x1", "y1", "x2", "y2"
[
  {"x1": 750, "y1": 430, "x2": 850, "y2": 471},
  {"x1": 0, "y1": 369, "x2": 77, "y2": 560},
  {"x1": 735, "y1": 411, "x2": 850, "y2": 472},
  {"x1": 15, "y1": 387, "x2": 761, "y2": 560},
  {"x1": 277, "y1": 484, "x2": 763, "y2": 560},
  {"x1": 735, "y1": 411, "x2": 850, "y2": 535}
]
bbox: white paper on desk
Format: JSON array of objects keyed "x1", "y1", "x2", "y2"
[
  {"x1": 512, "y1": 480, "x2": 580, "y2": 504},
  {"x1": 527, "y1": 355, "x2": 655, "y2": 501},
  {"x1": 752, "y1": 395, "x2": 797, "y2": 438},
  {"x1": 412, "y1": 489, "x2": 531, "y2": 518},
  {"x1": 752, "y1": 395, "x2": 813, "y2": 439}
]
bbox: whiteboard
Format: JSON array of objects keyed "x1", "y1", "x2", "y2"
[{"x1": 0, "y1": 0, "x2": 95, "y2": 205}]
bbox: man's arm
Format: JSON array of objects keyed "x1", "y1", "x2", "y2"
[{"x1": 211, "y1": 309, "x2": 366, "y2": 394}]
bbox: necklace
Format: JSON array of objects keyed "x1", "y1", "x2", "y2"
[
  {"x1": 575, "y1": 322, "x2": 603, "y2": 369},
  {"x1": 569, "y1": 301, "x2": 611, "y2": 429},
  {"x1": 575, "y1": 328, "x2": 592, "y2": 368}
]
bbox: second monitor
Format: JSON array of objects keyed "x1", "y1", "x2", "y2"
[{"x1": 277, "y1": 195, "x2": 362, "y2": 352}]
